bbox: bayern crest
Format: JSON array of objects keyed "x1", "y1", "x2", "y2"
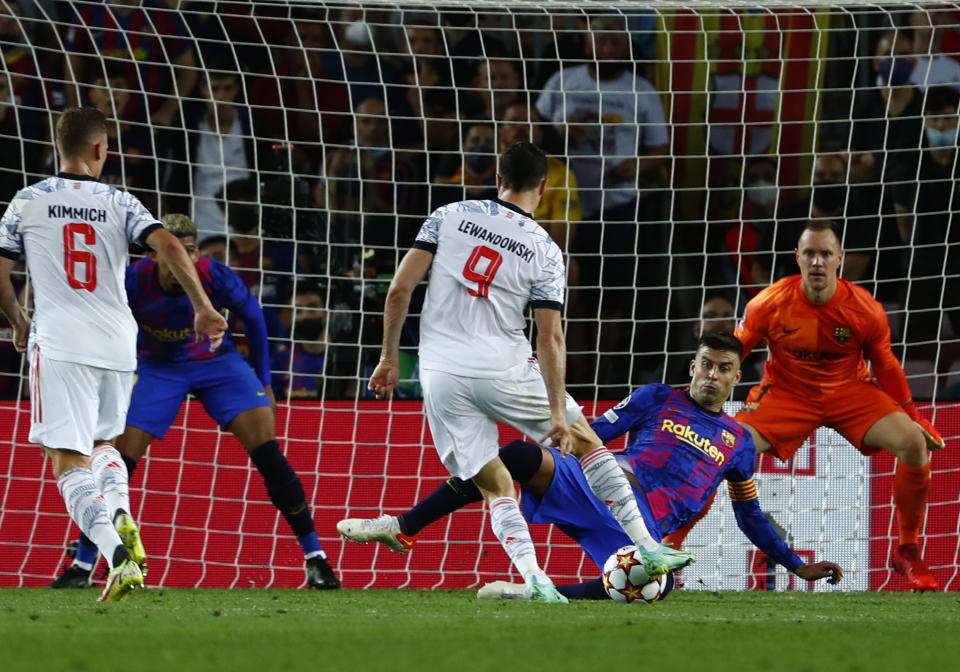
[{"x1": 833, "y1": 326, "x2": 852, "y2": 343}]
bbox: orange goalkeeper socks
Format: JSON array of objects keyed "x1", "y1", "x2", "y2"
[{"x1": 893, "y1": 461, "x2": 931, "y2": 546}]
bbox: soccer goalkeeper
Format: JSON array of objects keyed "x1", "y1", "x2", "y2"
[
  {"x1": 50, "y1": 214, "x2": 339, "y2": 590},
  {"x1": 339, "y1": 331, "x2": 843, "y2": 599}
]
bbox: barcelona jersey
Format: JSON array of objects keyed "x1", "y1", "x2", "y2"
[
  {"x1": 125, "y1": 255, "x2": 270, "y2": 385},
  {"x1": 592, "y1": 383, "x2": 756, "y2": 536}
]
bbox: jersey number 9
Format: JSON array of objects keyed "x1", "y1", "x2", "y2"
[
  {"x1": 62, "y1": 222, "x2": 97, "y2": 291},
  {"x1": 462, "y1": 245, "x2": 503, "y2": 298}
]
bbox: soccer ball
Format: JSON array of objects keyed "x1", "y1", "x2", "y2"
[{"x1": 601, "y1": 545, "x2": 673, "y2": 604}]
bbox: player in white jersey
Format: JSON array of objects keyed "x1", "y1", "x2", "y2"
[
  {"x1": 344, "y1": 143, "x2": 694, "y2": 602},
  {"x1": 0, "y1": 107, "x2": 227, "y2": 601}
]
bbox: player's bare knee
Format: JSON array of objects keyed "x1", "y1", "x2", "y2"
[
  {"x1": 899, "y1": 427, "x2": 929, "y2": 467},
  {"x1": 569, "y1": 417, "x2": 603, "y2": 458}
]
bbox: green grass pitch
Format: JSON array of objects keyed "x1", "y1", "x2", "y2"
[{"x1": 0, "y1": 588, "x2": 957, "y2": 671}]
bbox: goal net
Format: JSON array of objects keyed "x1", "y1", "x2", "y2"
[{"x1": 0, "y1": 0, "x2": 958, "y2": 592}]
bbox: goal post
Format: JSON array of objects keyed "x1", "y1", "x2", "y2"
[{"x1": 0, "y1": 0, "x2": 957, "y2": 591}]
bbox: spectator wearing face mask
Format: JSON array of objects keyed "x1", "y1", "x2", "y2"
[
  {"x1": 751, "y1": 153, "x2": 877, "y2": 287},
  {"x1": 849, "y1": 31, "x2": 925, "y2": 301},
  {"x1": 432, "y1": 121, "x2": 498, "y2": 205},
  {"x1": 271, "y1": 280, "x2": 330, "y2": 399},
  {"x1": 892, "y1": 85, "x2": 960, "y2": 343},
  {"x1": 719, "y1": 156, "x2": 778, "y2": 297}
]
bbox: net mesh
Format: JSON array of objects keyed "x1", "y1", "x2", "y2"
[{"x1": 0, "y1": 0, "x2": 958, "y2": 591}]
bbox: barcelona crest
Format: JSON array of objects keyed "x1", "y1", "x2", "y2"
[
  {"x1": 833, "y1": 326, "x2": 851, "y2": 343},
  {"x1": 721, "y1": 430, "x2": 736, "y2": 447}
]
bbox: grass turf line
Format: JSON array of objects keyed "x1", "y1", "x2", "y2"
[{"x1": 0, "y1": 588, "x2": 958, "y2": 672}]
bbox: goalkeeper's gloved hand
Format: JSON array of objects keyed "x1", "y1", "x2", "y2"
[{"x1": 903, "y1": 400, "x2": 946, "y2": 451}]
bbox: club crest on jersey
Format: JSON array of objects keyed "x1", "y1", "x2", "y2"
[
  {"x1": 721, "y1": 430, "x2": 736, "y2": 447},
  {"x1": 833, "y1": 326, "x2": 851, "y2": 343},
  {"x1": 742, "y1": 401, "x2": 759, "y2": 413}
]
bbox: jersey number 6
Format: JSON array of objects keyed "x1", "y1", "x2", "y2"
[
  {"x1": 462, "y1": 245, "x2": 503, "y2": 298},
  {"x1": 62, "y1": 222, "x2": 97, "y2": 291}
]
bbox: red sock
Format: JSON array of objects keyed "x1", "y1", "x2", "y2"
[
  {"x1": 662, "y1": 489, "x2": 717, "y2": 549},
  {"x1": 893, "y1": 461, "x2": 931, "y2": 546}
]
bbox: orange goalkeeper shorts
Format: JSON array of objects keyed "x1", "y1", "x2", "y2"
[{"x1": 733, "y1": 379, "x2": 903, "y2": 461}]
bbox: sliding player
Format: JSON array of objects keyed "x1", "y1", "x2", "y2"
[
  {"x1": 50, "y1": 214, "x2": 340, "y2": 590},
  {"x1": 0, "y1": 107, "x2": 227, "y2": 601},
  {"x1": 340, "y1": 331, "x2": 843, "y2": 599}
]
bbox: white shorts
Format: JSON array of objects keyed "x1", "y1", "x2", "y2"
[
  {"x1": 28, "y1": 346, "x2": 133, "y2": 455},
  {"x1": 420, "y1": 359, "x2": 583, "y2": 480}
]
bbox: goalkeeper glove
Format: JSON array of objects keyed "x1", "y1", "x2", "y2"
[{"x1": 902, "y1": 400, "x2": 946, "y2": 451}]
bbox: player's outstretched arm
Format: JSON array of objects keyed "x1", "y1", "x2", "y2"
[
  {"x1": 0, "y1": 257, "x2": 28, "y2": 352},
  {"x1": 370, "y1": 247, "x2": 432, "y2": 399},
  {"x1": 534, "y1": 307, "x2": 571, "y2": 455},
  {"x1": 145, "y1": 228, "x2": 227, "y2": 351}
]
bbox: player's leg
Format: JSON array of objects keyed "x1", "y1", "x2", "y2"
[
  {"x1": 419, "y1": 368, "x2": 565, "y2": 603},
  {"x1": 337, "y1": 439, "x2": 551, "y2": 549},
  {"x1": 203, "y1": 353, "x2": 338, "y2": 589},
  {"x1": 846, "y1": 389, "x2": 936, "y2": 591},
  {"x1": 57, "y1": 367, "x2": 181, "y2": 584},
  {"x1": 470, "y1": 456, "x2": 566, "y2": 603},
  {"x1": 31, "y1": 352, "x2": 142, "y2": 601},
  {"x1": 485, "y1": 365, "x2": 692, "y2": 577}
]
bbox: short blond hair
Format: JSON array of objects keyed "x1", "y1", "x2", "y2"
[{"x1": 161, "y1": 213, "x2": 197, "y2": 239}]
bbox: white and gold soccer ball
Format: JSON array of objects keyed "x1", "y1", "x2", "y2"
[{"x1": 601, "y1": 545, "x2": 673, "y2": 604}]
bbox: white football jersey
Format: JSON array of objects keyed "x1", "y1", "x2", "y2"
[
  {"x1": 415, "y1": 199, "x2": 565, "y2": 378},
  {"x1": 0, "y1": 174, "x2": 162, "y2": 370}
]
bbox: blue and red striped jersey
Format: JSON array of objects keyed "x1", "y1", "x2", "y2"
[
  {"x1": 593, "y1": 383, "x2": 756, "y2": 535},
  {"x1": 125, "y1": 255, "x2": 270, "y2": 385}
]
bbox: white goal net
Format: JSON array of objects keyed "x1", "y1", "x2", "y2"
[{"x1": 0, "y1": 0, "x2": 958, "y2": 591}]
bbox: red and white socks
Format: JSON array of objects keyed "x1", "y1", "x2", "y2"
[{"x1": 580, "y1": 447, "x2": 659, "y2": 551}]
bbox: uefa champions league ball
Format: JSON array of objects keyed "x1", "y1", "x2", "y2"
[{"x1": 601, "y1": 545, "x2": 673, "y2": 604}]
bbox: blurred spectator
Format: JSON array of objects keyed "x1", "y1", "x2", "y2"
[
  {"x1": 248, "y1": 10, "x2": 351, "y2": 157},
  {"x1": 432, "y1": 121, "x2": 497, "y2": 203},
  {"x1": 497, "y1": 102, "x2": 580, "y2": 282},
  {"x1": 892, "y1": 85, "x2": 960, "y2": 343},
  {"x1": 0, "y1": 72, "x2": 26, "y2": 204},
  {"x1": 752, "y1": 153, "x2": 876, "y2": 286},
  {"x1": 64, "y1": 0, "x2": 198, "y2": 127},
  {"x1": 271, "y1": 280, "x2": 330, "y2": 399},
  {"x1": 909, "y1": 9, "x2": 960, "y2": 90},
  {"x1": 175, "y1": 56, "x2": 254, "y2": 240},
  {"x1": 721, "y1": 156, "x2": 778, "y2": 298},
  {"x1": 398, "y1": 21, "x2": 457, "y2": 153},
  {"x1": 662, "y1": 296, "x2": 761, "y2": 400},
  {"x1": 463, "y1": 57, "x2": 523, "y2": 121},
  {"x1": 0, "y1": 0, "x2": 49, "y2": 165},
  {"x1": 324, "y1": 10, "x2": 404, "y2": 111},
  {"x1": 536, "y1": 14, "x2": 669, "y2": 222},
  {"x1": 198, "y1": 234, "x2": 227, "y2": 264},
  {"x1": 536, "y1": 13, "x2": 670, "y2": 394},
  {"x1": 850, "y1": 30, "x2": 925, "y2": 301},
  {"x1": 87, "y1": 61, "x2": 159, "y2": 213},
  {"x1": 325, "y1": 97, "x2": 426, "y2": 261},
  {"x1": 220, "y1": 178, "x2": 296, "y2": 343}
]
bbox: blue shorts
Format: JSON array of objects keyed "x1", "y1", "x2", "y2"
[
  {"x1": 521, "y1": 446, "x2": 662, "y2": 571},
  {"x1": 126, "y1": 352, "x2": 270, "y2": 439}
]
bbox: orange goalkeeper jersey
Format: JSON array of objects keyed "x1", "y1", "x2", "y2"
[{"x1": 735, "y1": 276, "x2": 912, "y2": 402}]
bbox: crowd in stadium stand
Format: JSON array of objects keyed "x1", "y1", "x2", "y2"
[{"x1": 0, "y1": 2, "x2": 958, "y2": 401}]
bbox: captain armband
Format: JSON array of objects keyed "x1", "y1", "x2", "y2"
[{"x1": 727, "y1": 478, "x2": 758, "y2": 503}]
